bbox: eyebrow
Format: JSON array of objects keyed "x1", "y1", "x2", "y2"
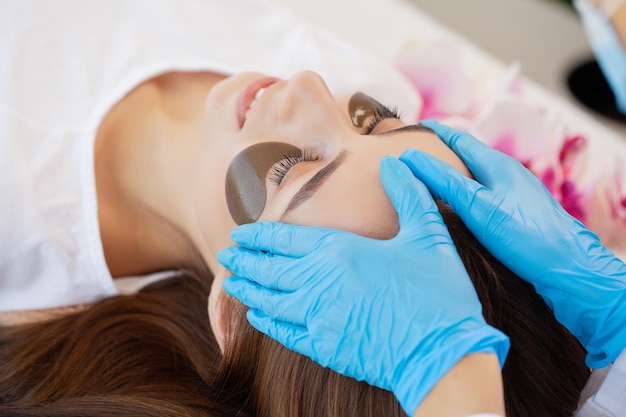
[
  {"x1": 379, "y1": 123, "x2": 432, "y2": 136},
  {"x1": 279, "y1": 124, "x2": 429, "y2": 217},
  {"x1": 281, "y1": 150, "x2": 347, "y2": 217}
]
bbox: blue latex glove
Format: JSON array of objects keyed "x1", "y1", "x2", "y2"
[
  {"x1": 574, "y1": 0, "x2": 626, "y2": 113},
  {"x1": 218, "y1": 156, "x2": 509, "y2": 416},
  {"x1": 410, "y1": 119, "x2": 626, "y2": 368}
]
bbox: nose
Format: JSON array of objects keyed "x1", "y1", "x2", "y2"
[
  {"x1": 277, "y1": 71, "x2": 348, "y2": 128},
  {"x1": 289, "y1": 70, "x2": 332, "y2": 95}
]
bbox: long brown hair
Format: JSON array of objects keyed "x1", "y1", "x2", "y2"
[
  {"x1": 220, "y1": 203, "x2": 589, "y2": 417},
  {"x1": 0, "y1": 203, "x2": 588, "y2": 416},
  {"x1": 0, "y1": 275, "x2": 242, "y2": 417}
]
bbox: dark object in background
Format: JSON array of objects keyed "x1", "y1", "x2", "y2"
[
  {"x1": 567, "y1": 57, "x2": 626, "y2": 124},
  {"x1": 556, "y1": 0, "x2": 574, "y2": 8}
]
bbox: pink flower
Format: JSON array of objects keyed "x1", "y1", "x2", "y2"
[
  {"x1": 469, "y1": 101, "x2": 591, "y2": 223},
  {"x1": 584, "y1": 165, "x2": 626, "y2": 257},
  {"x1": 471, "y1": 100, "x2": 547, "y2": 165},
  {"x1": 394, "y1": 41, "x2": 473, "y2": 120},
  {"x1": 529, "y1": 134, "x2": 592, "y2": 224},
  {"x1": 392, "y1": 39, "x2": 626, "y2": 255}
]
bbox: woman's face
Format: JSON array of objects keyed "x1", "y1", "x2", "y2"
[{"x1": 194, "y1": 71, "x2": 470, "y2": 348}]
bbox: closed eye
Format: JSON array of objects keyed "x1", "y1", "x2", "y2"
[
  {"x1": 268, "y1": 147, "x2": 318, "y2": 186},
  {"x1": 363, "y1": 104, "x2": 402, "y2": 135}
]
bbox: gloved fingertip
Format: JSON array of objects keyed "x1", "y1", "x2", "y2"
[
  {"x1": 379, "y1": 155, "x2": 404, "y2": 177},
  {"x1": 418, "y1": 120, "x2": 464, "y2": 149},
  {"x1": 398, "y1": 148, "x2": 426, "y2": 164},
  {"x1": 417, "y1": 119, "x2": 441, "y2": 129},
  {"x1": 217, "y1": 246, "x2": 237, "y2": 268},
  {"x1": 380, "y1": 156, "x2": 443, "y2": 232},
  {"x1": 222, "y1": 275, "x2": 244, "y2": 298},
  {"x1": 230, "y1": 223, "x2": 260, "y2": 245},
  {"x1": 380, "y1": 155, "x2": 396, "y2": 164},
  {"x1": 419, "y1": 118, "x2": 448, "y2": 133},
  {"x1": 401, "y1": 150, "x2": 477, "y2": 206},
  {"x1": 399, "y1": 150, "x2": 439, "y2": 178},
  {"x1": 380, "y1": 156, "x2": 417, "y2": 197}
]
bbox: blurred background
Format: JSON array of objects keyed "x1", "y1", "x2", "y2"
[
  {"x1": 405, "y1": 0, "x2": 624, "y2": 130},
  {"x1": 405, "y1": 0, "x2": 585, "y2": 107},
  {"x1": 271, "y1": 0, "x2": 623, "y2": 131}
]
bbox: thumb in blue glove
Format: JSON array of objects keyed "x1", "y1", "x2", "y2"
[
  {"x1": 410, "y1": 119, "x2": 626, "y2": 368},
  {"x1": 218, "y1": 155, "x2": 509, "y2": 416}
]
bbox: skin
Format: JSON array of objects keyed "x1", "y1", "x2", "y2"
[
  {"x1": 5, "y1": 70, "x2": 471, "y2": 328},
  {"x1": 196, "y1": 72, "x2": 503, "y2": 417},
  {"x1": 196, "y1": 71, "x2": 472, "y2": 346},
  {"x1": 612, "y1": 1, "x2": 626, "y2": 45},
  {"x1": 92, "y1": 69, "x2": 471, "y2": 346},
  {"x1": 589, "y1": 0, "x2": 626, "y2": 45},
  {"x1": 10, "y1": 69, "x2": 500, "y2": 416},
  {"x1": 415, "y1": 353, "x2": 505, "y2": 417}
]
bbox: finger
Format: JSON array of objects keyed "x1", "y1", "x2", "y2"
[
  {"x1": 223, "y1": 276, "x2": 307, "y2": 324},
  {"x1": 218, "y1": 246, "x2": 274, "y2": 284},
  {"x1": 230, "y1": 222, "x2": 334, "y2": 258},
  {"x1": 419, "y1": 119, "x2": 516, "y2": 186},
  {"x1": 379, "y1": 156, "x2": 441, "y2": 230},
  {"x1": 218, "y1": 246, "x2": 306, "y2": 291},
  {"x1": 246, "y1": 309, "x2": 313, "y2": 358},
  {"x1": 399, "y1": 150, "x2": 489, "y2": 226}
]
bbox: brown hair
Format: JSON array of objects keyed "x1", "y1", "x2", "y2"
[
  {"x1": 0, "y1": 203, "x2": 588, "y2": 416},
  {"x1": 221, "y1": 203, "x2": 589, "y2": 417},
  {"x1": 0, "y1": 276, "x2": 243, "y2": 417}
]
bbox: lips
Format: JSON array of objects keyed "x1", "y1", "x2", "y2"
[{"x1": 237, "y1": 76, "x2": 280, "y2": 128}]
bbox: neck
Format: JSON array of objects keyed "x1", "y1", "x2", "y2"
[{"x1": 94, "y1": 71, "x2": 225, "y2": 277}]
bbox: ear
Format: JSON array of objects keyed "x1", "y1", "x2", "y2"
[{"x1": 208, "y1": 267, "x2": 231, "y2": 352}]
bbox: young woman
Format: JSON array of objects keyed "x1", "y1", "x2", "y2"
[
  {"x1": 0, "y1": 0, "x2": 418, "y2": 317},
  {"x1": 1, "y1": 1, "x2": 589, "y2": 416}
]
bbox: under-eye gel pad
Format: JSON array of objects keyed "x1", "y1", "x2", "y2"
[
  {"x1": 225, "y1": 142, "x2": 300, "y2": 225},
  {"x1": 349, "y1": 91, "x2": 385, "y2": 127}
]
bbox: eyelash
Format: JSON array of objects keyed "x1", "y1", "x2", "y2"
[
  {"x1": 363, "y1": 105, "x2": 402, "y2": 135},
  {"x1": 267, "y1": 103, "x2": 400, "y2": 187},
  {"x1": 269, "y1": 148, "x2": 317, "y2": 186}
]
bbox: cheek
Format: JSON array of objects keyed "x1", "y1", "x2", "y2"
[{"x1": 193, "y1": 137, "x2": 244, "y2": 259}]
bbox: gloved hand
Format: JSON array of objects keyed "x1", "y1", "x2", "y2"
[
  {"x1": 574, "y1": 0, "x2": 626, "y2": 114},
  {"x1": 218, "y1": 156, "x2": 509, "y2": 416},
  {"x1": 410, "y1": 119, "x2": 626, "y2": 368}
]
